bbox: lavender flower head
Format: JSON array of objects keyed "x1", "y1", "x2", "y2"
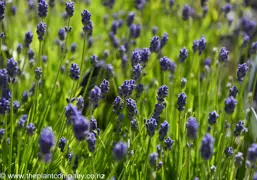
[
  {"x1": 141, "y1": 48, "x2": 151, "y2": 64},
  {"x1": 118, "y1": 80, "x2": 136, "y2": 98},
  {"x1": 113, "y1": 96, "x2": 123, "y2": 113},
  {"x1": 76, "y1": 96, "x2": 84, "y2": 111},
  {"x1": 160, "y1": 33, "x2": 169, "y2": 49},
  {"x1": 193, "y1": 40, "x2": 199, "y2": 53},
  {"x1": 208, "y1": 111, "x2": 219, "y2": 125},
  {"x1": 149, "y1": 153, "x2": 158, "y2": 168},
  {"x1": 222, "y1": 3, "x2": 232, "y2": 14},
  {"x1": 39, "y1": 127, "x2": 55, "y2": 162},
  {"x1": 0, "y1": 1, "x2": 5, "y2": 20},
  {"x1": 219, "y1": 47, "x2": 229, "y2": 62},
  {"x1": 177, "y1": 92, "x2": 186, "y2": 111},
  {"x1": 236, "y1": 63, "x2": 248, "y2": 81},
  {"x1": 150, "y1": 36, "x2": 160, "y2": 53},
  {"x1": 229, "y1": 86, "x2": 238, "y2": 98},
  {"x1": 126, "y1": 98, "x2": 138, "y2": 118},
  {"x1": 17, "y1": 115, "x2": 28, "y2": 129},
  {"x1": 0, "y1": 69, "x2": 8, "y2": 88},
  {"x1": 160, "y1": 57, "x2": 176, "y2": 73},
  {"x1": 65, "y1": 103, "x2": 81, "y2": 122},
  {"x1": 58, "y1": 137, "x2": 67, "y2": 152},
  {"x1": 182, "y1": 4, "x2": 191, "y2": 21},
  {"x1": 234, "y1": 152, "x2": 244, "y2": 167},
  {"x1": 247, "y1": 144, "x2": 257, "y2": 162},
  {"x1": 157, "y1": 85, "x2": 168, "y2": 102},
  {"x1": 135, "y1": 0, "x2": 146, "y2": 10},
  {"x1": 132, "y1": 64, "x2": 143, "y2": 81},
  {"x1": 73, "y1": 115, "x2": 89, "y2": 141},
  {"x1": 58, "y1": 28, "x2": 66, "y2": 41},
  {"x1": 224, "y1": 96, "x2": 237, "y2": 114},
  {"x1": 146, "y1": 118, "x2": 158, "y2": 137},
  {"x1": 26, "y1": 123, "x2": 36, "y2": 136},
  {"x1": 164, "y1": 137, "x2": 174, "y2": 150},
  {"x1": 179, "y1": 47, "x2": 188, "y2": 63},
  {"x1": 87, "y1": 132, "x2": 96, "y2": 152},
  {"x1": 198, "y1": 37, "x2": 207, "y2": 55},
  {"x1": 200, "y1": 134, "x2": 214, "y2": 160},
  {"x1": 65, "y1": 1, "x2": 74, "y2": 17},
  {"x1": 35, "y1": 67, "x2": 42, "y2": 80},
  {"x1": 69, "y1": 63, "x2": 80, "y2": 81},
  {"x1": 89, "y1": 86, "x2": 101, "y2": 108},
  {"x1": 7, "y1": 57, "x2": 18, "y2": 78},
  {"x1": 24, "y1": 31, "x2": 33, "y2": 47},
  {"x1": 234, "y1": 120, "x2": 247, "y2": 136},
  {"x1": 159, "y1": 121, "x2": 169, "y2": 141},
  {"x1": 126, "y1": 12, "x2": 135, "y2": 26},
  {"x1": 242, "y1": 35, "x2": 249, "y2": 48},
  {"x1": 152, "y1": 103, "x2": 165, "y2": 121},
  {"x1": 38, "y1": 0, "x2": 48, "y2": 18},
  {"x1": 113, "y1": 141, "x2": 128, "y2": 161},
  {"x1": 131, "y1": 49, "x2": 141, "y2": 66},
  {"x1": 224, "y1": 147, "x2": 233, "y2": 157},
  {"x1": 36, "y1": 22, "x2": 47, "y2": 41},
  {"x1": 186, "y1": 117, "x2": 199, "y2": 139},
  {"x1": 100, "y1": 79, "x2": 110, "y2": 98},
  {"x1": 81, "y1": 10, "x2": 93, "y2": 34}
]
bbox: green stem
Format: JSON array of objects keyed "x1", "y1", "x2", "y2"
[{"x1": 8, "y1": 83, "x2": 14, "y2": 174}]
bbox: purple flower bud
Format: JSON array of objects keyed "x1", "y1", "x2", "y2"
[
  {"x1": 234, "y1": 152, "x2": 244, "y2": 167},
  {"x1": 157, "y1": 85, "x2": 168, "y2": 102},
  {"x1": 113, "y1": 141, "x2": 128, "y2": 161},
  {"x1": 160, "y1": 33, "x2": 168, "y2": 49},
  {"x1": 164, "y1": 137, "x2": 174, "y2": 150},
  {"x1": 236, "y1": 63, "x2": 248, "y2": 81},
  {"x1": 200, "y1": 133, "x2": 214, "y2": 160},
  {"x1": 224, "y1": 96, "x2": 237, "y2": 114},
  {"x1": 36, "y1": 22, "x2": 47, "y2": 41},
  {"x1": 69, "y1": 63, "x2": 80, "y2": 81},
  {"x1": 224, "y1": 147, "x2": 233, "y2": 157},
  {"x1": 89, "y1": 86, "x2": 101, "y2": 108},
  {"x1": 149, "y1": 152, "x2": 158, "y2": 167},
  {"x1": 58, "y1": 28, "x2": 66, "y2": 41},
  {"x1": 186, "y1": 117, "x2": 198, "y2": 139},
  {"x1": 87, "y1": 132, "x2": 96, "y2": 152},
  {"x1": 179, "y1": 47, "x2": 188, "y2": 63},
  {"x1": 234, "y1": 120, "x2": 246, "y2": 137},
  {"x1": 76, "y1": 96, "x2": 84, "y2": 111},
  {"x1": 58, "y1": 137, "x2": 67, "y2": 152},
  {"x1": 7, "y1": 58, "x2": 18, "y2": 78},
  {"x1": 159, "y1": 121, "x2": 169, "y2": 141},
  {"x1": 182, "y1": 4, "x2": 191, "y2": 21},
  {"x1": 26, "y1": 123, "x2": 36, "y2": 136},
  {"x1": 127, "y1": 12, "x2": 135, "y2": 26},
  {"x1": 39, "y1": 127, "x2": 55, "y2": 162},
  {"x1": 126, "y1": 98, "x2": 138, "y2": 119},
  {"x1": 208, "y1": 111, "x2": 219, "y2": 125},
  {"x1": 38, "y1": 0, "x2": 48, "y2": 18},
  {"x1": 73, "y1": 115, "x2": 89, "y2": 141},
  {"x1": 113, "y1": 96, "x2": 123, "y2": 113},
  {"x1": 65, "y1": 1, "x2": 74, "y2": 17},
  {"x1": 100, "y1": 79, "x2": 110, "y2": 98},
  {"x1": 150, "y1": 36, "x2": 160, "y2": 53},
  {"x1": 248, "y1": 144, "x2": 257, "y2": 162},
  {"x1": 146, "y1": 118, "x2": 157, "y2": 137},
  {"x1": 0, "y1": 1, "x2": 5, "y2": 20},
  {"x1": 229, "y1": 86, "x2": 238, "y2": 98},
  {"x1": 119, "y1": 80, "x2": 136, "y2": 98},
  {"x1": 132, "y1": 64, "x2": 143, "y2": 81},
  {"x1": 219, "y1": 47, "x2": 229, "y2": 62},
  {"x1": 177, "y1": 92, "x2": 186, "y2": 111}
]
